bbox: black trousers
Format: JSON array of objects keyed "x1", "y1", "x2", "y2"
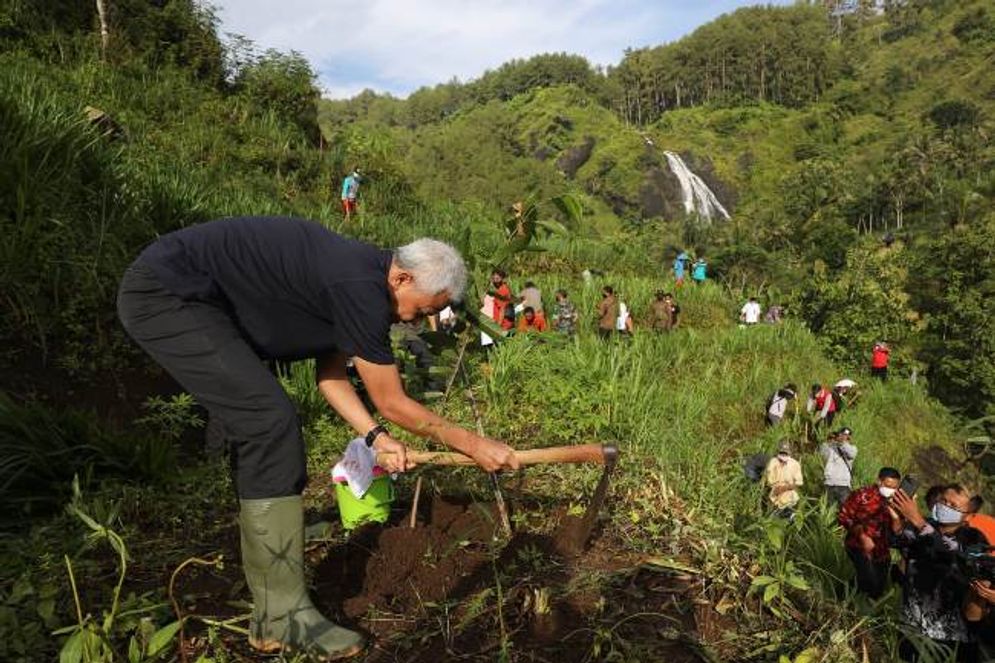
[
  {"x1": 117, "y1": 263, "x2": 306, "y2": 499},
  {"x1": 846, "y1": 547, "x2": 890, "y2": 599}
]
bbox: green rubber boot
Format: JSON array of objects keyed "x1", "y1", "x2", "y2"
[{"x1": 240, "y1": 496, "x2": 364, "y2": 660}]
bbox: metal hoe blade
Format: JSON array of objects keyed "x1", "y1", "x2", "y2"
[{"x1": 572, "y1": 444, "x2": 619, "y2": 550}]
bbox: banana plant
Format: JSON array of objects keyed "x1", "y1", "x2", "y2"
[{"x1": 459, "y1": 193, "x2": 583, "y2": 344}]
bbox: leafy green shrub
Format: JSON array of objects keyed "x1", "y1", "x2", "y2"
[
  {"x1": 0, "y1": 394, "x2": 175, "y2": 526},
  {"x1": 927, "y1": 100, "x2": 981, "y2": 132},
  {"x1": 952, "y1": 7, "x2": 995, "y2": 44}
]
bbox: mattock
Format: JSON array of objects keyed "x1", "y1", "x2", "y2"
[{"x1": 378, "y1": 443, "x2": 620, "y2": 549}]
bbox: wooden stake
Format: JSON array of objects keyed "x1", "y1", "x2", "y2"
[{"x1": 408, "y1": 476, "x2": 423, "y2": 528}]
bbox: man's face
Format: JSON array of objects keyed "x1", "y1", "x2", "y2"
[
  {"x1": 878, "y1": 476, "x2": 900, "y2": 490},
  {"x1": 940, "y1": 488, "x2": 971, "y2": 515},
  {"x1": 838, "y1": 433, "x2": 851, "y2": 444},
  {"x1": 392, "y1": 288, "x2": 450, "y2": 323}
]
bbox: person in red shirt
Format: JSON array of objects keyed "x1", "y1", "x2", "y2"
[
  {"x1": 488, "y1": 269, "x2": 513, "y2": 325},
  {"x1": 806, "y1": 383, "x2": 838, "y2": 428},
  {"x1": 871, "y1": 341, "x2": 890, "y2": 381},
  {"x1": 837, "y1": 467, "x2": 903, "y2": 598},
  {"x1": 516, "y1": 306, "x2": 547, "y2": 333}
]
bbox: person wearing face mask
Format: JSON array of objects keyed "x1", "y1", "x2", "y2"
[
  {"x1": 837, "y1": 467, "x2": 902, "y2": 598},
  {"x1": 891, "y1": 484, "x2": 987, "y2": 662},
  {"x1": 764, "y1": 441, "x2": 804, "y2": 519},
  {"x1": 820, "y1": 428, "x2": 858, "y2": 507}
]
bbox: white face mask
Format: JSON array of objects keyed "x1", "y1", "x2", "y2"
[
  {"x1": 931, "y1": 502, "x2": 963, "y2": 525},
  {"x1": 879, "y1": 486, "x2": 897, "y2": 499}
]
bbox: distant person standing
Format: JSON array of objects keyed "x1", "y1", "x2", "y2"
[
  {"x1": 650, "y1": 291, "x2": 675, "y2": 332},
  {"x1": 691, "y1": 257, "x2": 708, "y2": 285},
  {"x1": 616, "y1": 296, "x2": 634, "y2": 335},
  {"x1": 552, "y1": 289, "x2": 578, "y2": 335},
  {"x1": 597, "y1": 286, "x2": 619, "y2": 339},
  {"x1": 673, "y1": 251, "x2": 690, "y2": 286},
  {"x1": 807, "y1": 383, "x2": 838, "y2": 428},
  {"x1": 518, "y1": 280, "x2": 543, "y2": 314},
  {"x1": 487, "y1": 269, "x2": 513, "y2": 327},
  {"x1": 740, "y1": 297, "x2": 762, "y2": 325},
  {"x1": 764, "y1": 304, "x2": 784, "y2": 324},
  {"x1": 819, "y1": 427, "x2": 857, "y2": 507},
  {"x1": 340, "y1": 167, "x2": 362, "y2": 221},
  {"x1": 871, "y1": 341, "x2": 890, "y2": 380},
  {"x1": 765, "y1": 383, "x2": 797, "y2": 426}
]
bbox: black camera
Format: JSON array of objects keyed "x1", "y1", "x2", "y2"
[{"x1": 957, "y1": 545, "x2": 995, "y2": 583}]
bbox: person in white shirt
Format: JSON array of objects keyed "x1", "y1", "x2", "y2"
[
  {"x1": 766, "y1": 383, "x2": 798, "y2": 426},
  {"x1": 740, "y1": 297, "x2": 762, "y2": 325},
  {"x1": 616, "y1": 299, "x2": 633, "y2": 334}
]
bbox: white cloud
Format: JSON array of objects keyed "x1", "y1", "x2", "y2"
[{"x1": 214, "y1": 0, "x2": 788, "y2": 99}]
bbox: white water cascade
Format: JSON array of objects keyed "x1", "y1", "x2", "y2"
[{"x1": 662, "y1": 151, "x2": 731, "y2": 222}]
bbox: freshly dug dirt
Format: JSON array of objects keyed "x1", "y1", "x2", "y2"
[
  {"x1": 315, "y1": 497, "x2": 501, "y2": 620},
  {"x1": 166, "y1": 493, "x2": 706, "y2": 661},
  {"x1": 309, "y1": 496, "x2": 704, "y2": 662}
]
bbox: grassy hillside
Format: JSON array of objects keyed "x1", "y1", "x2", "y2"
[
  {"x1": 1, "y1": 1, "x2": 994, "y2": 661},
  {"x1": 0, "y1": 275, "x2": 975, "y2": 662}
]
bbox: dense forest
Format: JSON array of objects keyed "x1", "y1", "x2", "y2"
[{"x1": 1, "y1": 1, "x2": 994, "y2": 661}]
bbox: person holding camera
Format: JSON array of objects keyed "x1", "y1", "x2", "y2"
[
  {"x1": 837, "y1": 467, "x2": 901, "y2": 598},
  {"x1": 891, "y1": 484, "x2": 987, "y2": 662},
  {"x1": 820, "y1": 428, "x2": 857, "y2": 507}
]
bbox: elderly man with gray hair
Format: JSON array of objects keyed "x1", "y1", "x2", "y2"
[{"x1": 117, "y1": 216, "x2": 518, "y2": 659}]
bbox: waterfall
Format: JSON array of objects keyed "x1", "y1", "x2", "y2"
[{"x1": 663, "y1": 151, "x2": 731, "y2": 222}]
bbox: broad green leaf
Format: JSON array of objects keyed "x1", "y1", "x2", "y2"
[
  {"x1": 128, "y1": 636, "x2": 142, "y2": 663},
  {"x1": 10, "y1": 574, "x2": 34, "y2": 602},
  {"x1": 551, "y1": 194, "x2": 583, "y2": 226},
  {"x1": 464, "y1": 307, "x2": 507, "y2": 343},
  {"x1": 762, "y1": 581, "x2": 780, "y2": 604},
  {"x1": 749, "y1": 575, "x2": 776, "y2": 589},
  {"x1": 765, "y1": 523, "x2": 784, "y2": 550},
  {"x1": 535, "y1": 219, "x2": 569, "y2": 236},
  {"x1": 59, "y1": 630, "x2": 84, "y2": 663},
  {"x1": 147, "y1": 620, "x2": 183, "y2": 657},
  {"x1": 785, "y1": 575, "x2": 810, "y2": 591},
  {"x1": 794, "y1": 647, "x2": 820, "y2": 663}
]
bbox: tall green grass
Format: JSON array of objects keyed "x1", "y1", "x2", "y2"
[
  {"x1": 460, "y1": 275, "x2": 962, "y2": 525},
  {"x1": 0, "y1": 394, "x2": 176, "y2": 527}
]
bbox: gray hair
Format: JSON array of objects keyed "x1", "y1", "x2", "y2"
[{"x1": 394, "y1": 239, "x2": 467, "y2": 302}]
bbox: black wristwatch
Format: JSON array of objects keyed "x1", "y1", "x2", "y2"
[{"x1": 365, "y1": 424, "x2": 389, "y2": 448}]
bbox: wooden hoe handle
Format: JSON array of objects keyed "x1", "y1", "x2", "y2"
[{"x1": 378, "y1": 443, "x2": 615, "y2": 468}]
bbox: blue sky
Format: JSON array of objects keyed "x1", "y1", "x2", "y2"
[{"x1": 215, "y1": 0, "x2": 791, "y2": 99}]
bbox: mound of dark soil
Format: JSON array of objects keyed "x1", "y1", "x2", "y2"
[{"x1": 309, "y1": 496, "x2": 704, "y2": 661}]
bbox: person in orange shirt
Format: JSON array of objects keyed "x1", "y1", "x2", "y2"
[
  {"x1": 516, "y1": 306, "x2": 546, "y2": 333},
  {"x1": 966, "y1": 496, "x2": 995, "y2": 550},
  {"x1": 487, "y1": 269, "x2": 513, "y2": 324}
]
